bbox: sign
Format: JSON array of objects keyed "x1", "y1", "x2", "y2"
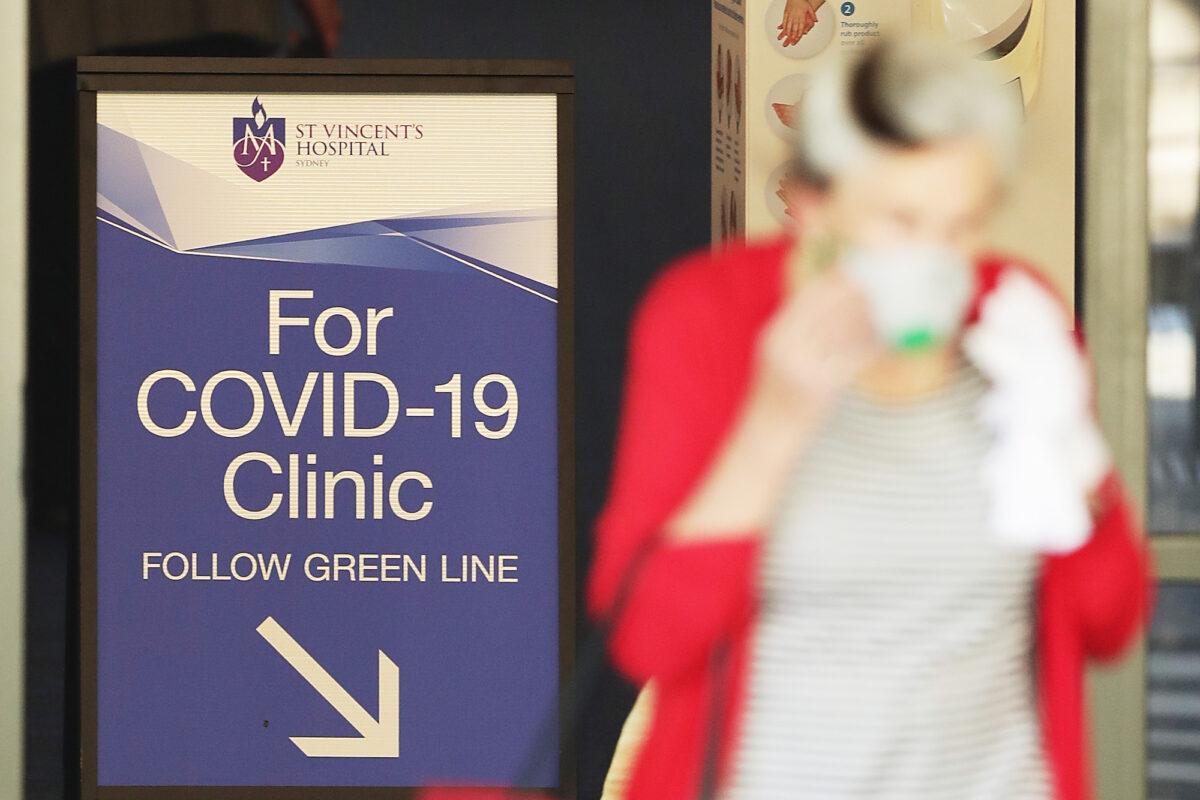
[{"x1": 79, "y1": 59, "x2": 574, "y2": 798}]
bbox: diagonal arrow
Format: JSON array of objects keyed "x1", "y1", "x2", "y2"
[{"x1": 256, "y1": 615, "x2": 399, "y2": 758}]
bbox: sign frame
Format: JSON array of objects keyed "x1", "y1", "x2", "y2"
[{"x1": 77, "y1": 56, "x2": 576, "y2": 800}]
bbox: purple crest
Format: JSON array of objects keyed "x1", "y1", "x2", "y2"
[{"x1": 232, "y1": 97, "x2": 286, "y2": 182}]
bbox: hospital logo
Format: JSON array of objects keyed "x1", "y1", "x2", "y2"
[{"x1": 233, "y1": 97, "x2": 285, "y2": 182}]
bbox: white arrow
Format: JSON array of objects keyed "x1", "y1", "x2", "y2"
[{"x1": 256, "y1": 615, "x2": 399, "y2": 758}]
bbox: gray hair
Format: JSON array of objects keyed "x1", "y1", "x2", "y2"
[{"x1": 793, "y1": 37, "x2": 1023, "y2": 189}]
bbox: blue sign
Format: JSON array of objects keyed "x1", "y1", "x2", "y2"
[{"x1": 86, "y1": 80, "x2": 568, "y2": 794}]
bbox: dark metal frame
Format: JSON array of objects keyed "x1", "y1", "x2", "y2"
[{"x1": 77, "y1": 56, "x2": 576, "y2": 800}]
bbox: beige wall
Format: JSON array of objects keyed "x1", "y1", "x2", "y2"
[
  {"x1": 0, "y1": 0, "x2": 27, "y2": 797},
  {"x1": 984, "y1": 0, "x2": 1078, "y2": 304}
]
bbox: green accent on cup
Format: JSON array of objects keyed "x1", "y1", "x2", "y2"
[{"x1": 894, "y1": 328, "x2": 937, "y2": 352}]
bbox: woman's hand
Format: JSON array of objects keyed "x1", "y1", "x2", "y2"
[
  {"x1": 749, "y1": 266, "x2": 880, "y2": 422},
  {"x1": 665, "y1": 266, "x2": 879, "y2": 543}
]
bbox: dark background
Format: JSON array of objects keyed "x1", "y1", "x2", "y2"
[{"x1": 24, "y1": 1, "x2": 712, "y2": 798}]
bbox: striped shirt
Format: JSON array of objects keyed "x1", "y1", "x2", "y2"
[{"x1": 723, "y1": 356, "x2": 1050, "y2": 799}]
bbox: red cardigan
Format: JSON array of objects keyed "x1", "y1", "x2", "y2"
[{"x1": 587, "y1": 234, "x2": 1153, "y2": 800}]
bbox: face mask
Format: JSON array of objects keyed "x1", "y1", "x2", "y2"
[{"x1": 843, "y1": 243, "x2": 976, "y2": 352}]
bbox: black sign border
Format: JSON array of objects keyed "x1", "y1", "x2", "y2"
[{"x1": 77, "y1": 57, "x2": 576, "y2": 800}]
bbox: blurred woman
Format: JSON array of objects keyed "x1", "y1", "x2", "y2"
[{"x1": 588, "y1": 38, "x2": 1151, "y2": 800}]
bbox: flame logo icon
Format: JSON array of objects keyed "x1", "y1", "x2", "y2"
[
  {"x1": 233, "y1": 96, "x2": 286, "y2": 182},
  {"x1": 252, "y1": 96, "x2": 268, "y2": 130}
]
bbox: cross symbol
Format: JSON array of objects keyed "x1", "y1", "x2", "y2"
[{"x1": 261, "y1": 156, "x2": 271, "y2": 171}]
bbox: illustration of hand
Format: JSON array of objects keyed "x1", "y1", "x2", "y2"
[
  {"x1": 726, "y1": 49, "x2": 734, "y2": 107},
  {"x1": 777, "y1": 180, "x2": 798, "y2": 219},
  {"x1": 716, "y1": 45, "x2": 725, "y2": 98},
  {"x1": 716, "y1": 45, "x2": 726, "y2": 122},
  {"x1": 772, "y1": 101, "x2": 799, "y2": 129},
  {"x1": 804, "y1": 5, "x2": 818, "y2": 36},
  {"x1": 807, "y1": 0, "x2": 827, "y2": 34},
  {"x1": 778, "y1": 0, "x2": 821, "y2": 47},
  {"x1": 734, "y1": 64, "x2": 743, "y2": 127}
]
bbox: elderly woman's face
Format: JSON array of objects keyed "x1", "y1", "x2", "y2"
[{"x1": 821, "y1": 135, "x2": 1002, "y2": 257}]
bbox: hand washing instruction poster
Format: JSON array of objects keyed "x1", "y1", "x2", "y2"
[{"x1": 714, "y1": 0, "x2": 1079, "y2": 302}]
